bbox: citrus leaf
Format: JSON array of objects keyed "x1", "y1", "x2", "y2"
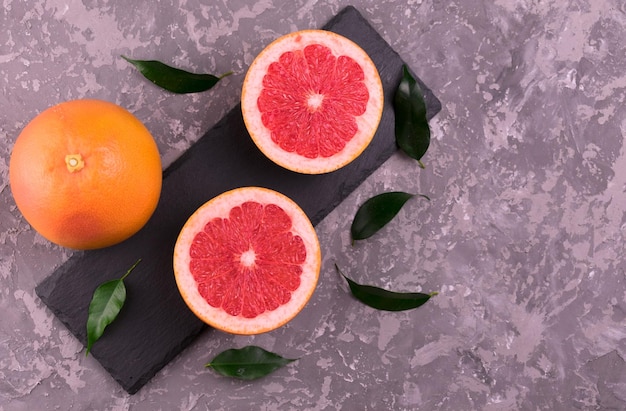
[
  {"x1": 394, "y1": 64, "x2": 431, "y2": 168},
  {"x1": 351, "y1": 191, "x2": 416, "y2": 242},
  {"x1": 122, "y1": 56, "x2": 232, "y2": 94},
  {"x1": 85, "y1": 259, "x2": 141, "y2": 356},
  {"x1": 205, "y1": 346, "x2": 297, "y2": 380},
  {"x1": 336, "y1": 264, "x2": 437, "y2": 311}
]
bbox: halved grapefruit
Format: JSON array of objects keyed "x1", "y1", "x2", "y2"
[
  {"x1": 173, "y1": 187, "x2": 321, "y2": 335},
  {"x1": 241, "y1": 29, "x2": 384, "y2": 174}
]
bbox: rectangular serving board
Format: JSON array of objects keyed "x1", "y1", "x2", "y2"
[{"x1": 35, "y1": 5, "x2": 442, "y2": 394}]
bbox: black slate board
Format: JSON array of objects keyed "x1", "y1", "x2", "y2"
[{"x1": 35, "y1": 6, "x2": 442, "y2": 394}]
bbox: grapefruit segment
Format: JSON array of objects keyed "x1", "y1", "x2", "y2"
[
  {"x1": 173, "y1": 187, "x2": 321, "y2": 335},
  {"x1": 242, "y1": 30, "x2": 384, "y2": 174}
]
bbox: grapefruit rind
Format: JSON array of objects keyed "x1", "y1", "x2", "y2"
[
  {"x1": 173, "y1": 187, "x2": 321, "y2": 335},
  {"x1": 241, "y1": 30, "x2": 384, "y2": 174},
  {"x1": 8, "y1": 99, "x2": 162, "y2": 250}
]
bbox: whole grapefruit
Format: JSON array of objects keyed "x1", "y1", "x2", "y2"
[{"x1": 9, "y1": 99, "x2": 162, "y2": 250}]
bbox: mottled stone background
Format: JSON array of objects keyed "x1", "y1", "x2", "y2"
[{"x1": 1, "y1": 0, "x2": 625, "y2": 410}]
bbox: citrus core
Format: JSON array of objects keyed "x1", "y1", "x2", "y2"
[
  {"x1": 241, "y1": 29, "x2": 384, "y2": 174},
  {"x1": 173, "y1": 187, "x2": 321, "y2": 335},
  {"x1": 9, "y1": 99, "x2": 162, "y2": 250}
]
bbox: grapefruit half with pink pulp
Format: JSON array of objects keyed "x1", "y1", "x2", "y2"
[
  {"x1": 173, "y1": 187, "x2": 321, "y2": 335},
  {"x1": 242, "y1": 30, "x2": 384, "y2": 174}
]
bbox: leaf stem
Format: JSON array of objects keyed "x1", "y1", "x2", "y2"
[{"x1": 120, "y1": 258, "x2": 141, "y2": 281}]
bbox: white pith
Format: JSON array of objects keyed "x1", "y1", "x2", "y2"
[
  {"x1": 239, "y1": 249, "x2": 256, "y2": 267},
  {"x1": 307, "y1": 93, "x2": 324, "y2": 111}
]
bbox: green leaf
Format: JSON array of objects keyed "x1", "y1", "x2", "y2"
[
  {"x1": 336, "y1": 264, "x2": 437, "y2": 311},
  {"x1": 351, "y1": 191, "x2": 417, "y2": 242},
  {"x1": 394, "y1": 64, "x2": 431, "y2": 168},
  {"x1": 122, "y1": 56, "x2": 232, "y2": 94},
  {"x1": 205, "y1": 346, "x2": 297, "y2": 380},
  {"x1": 85, "y1": 259, "x2": 141, "y2": 356}
]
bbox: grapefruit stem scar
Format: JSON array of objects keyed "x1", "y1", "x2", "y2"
[{"x1": 65, "y1": 154, "x2": 85, "y2": 172}]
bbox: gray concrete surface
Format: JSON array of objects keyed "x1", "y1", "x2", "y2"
[{"x1": 1, "y1": 0, "x2": 625, "y2": 410}]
